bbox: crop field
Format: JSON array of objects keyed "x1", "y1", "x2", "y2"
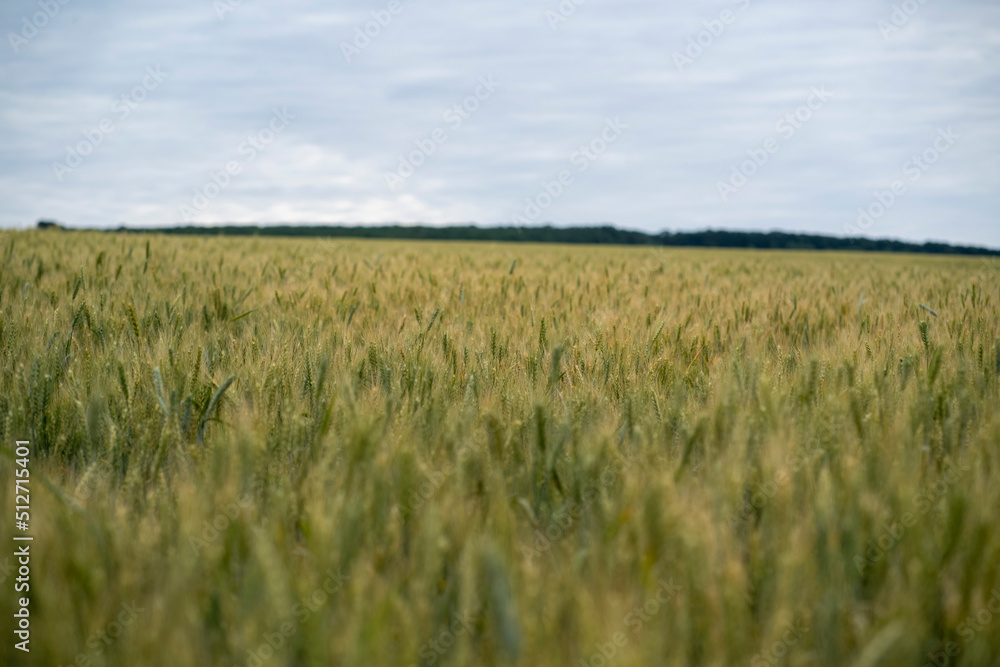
[{"x1": 1, "y1": 230, "x2": 999, "y2": 667}]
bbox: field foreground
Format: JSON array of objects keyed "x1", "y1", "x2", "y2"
[{"x1": 1, "y1": 231, "x2": 999, "y2": 666}]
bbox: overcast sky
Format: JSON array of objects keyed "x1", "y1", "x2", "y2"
[{"x1": 1, "y1": 0, "x2": 997, "y2": 246}]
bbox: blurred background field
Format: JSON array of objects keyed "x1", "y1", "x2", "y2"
[{"x1": 1, "y1": 230, "x2": 998, "y2": 666}]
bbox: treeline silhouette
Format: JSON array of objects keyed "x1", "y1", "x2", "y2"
[{"x1": 39, "y1": 221, "x2": 1000, "y2": 256}]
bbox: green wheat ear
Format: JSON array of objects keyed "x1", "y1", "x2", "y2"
[
  {"x1": 197, "y1": 375, "x2": 235, "y2": 446},
  {"x1": 126, "y1": 301, "x2": 140, "y2": 341},
  {"x1": 919, "y1": 320, "x2": 929, "y2": 351},
  {"x1": 152, "y1": 367, "x2": 168, "y2": 416}
]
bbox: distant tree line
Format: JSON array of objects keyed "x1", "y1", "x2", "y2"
[{"x1": 35, "y1": 220, "x2": 1000, "y2": 256}]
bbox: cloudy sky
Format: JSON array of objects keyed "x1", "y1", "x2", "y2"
[{"x1": 1, "y1": 0, "x2": 997, "y2": 246}]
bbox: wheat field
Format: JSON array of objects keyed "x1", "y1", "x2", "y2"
[{"x1": 1, "y1": 230, "x2": 999, "y2": 667}]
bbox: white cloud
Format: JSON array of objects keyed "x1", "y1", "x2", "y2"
[{"x1": 0, "y1": 0, "x2": 997, "y2": 247}]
